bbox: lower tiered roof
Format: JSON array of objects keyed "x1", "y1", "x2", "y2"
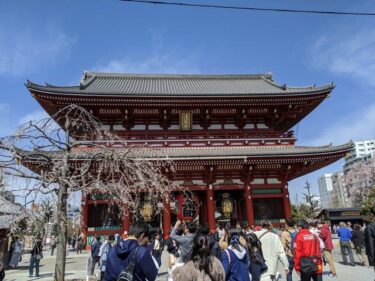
[{"x1": 17, "y1": 142, "x2": 353, "y2": 181}]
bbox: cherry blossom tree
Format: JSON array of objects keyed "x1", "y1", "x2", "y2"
[
  {"x1": 0, "y1": 105, "x2": 180, "y2": 281},
  {"x1": 345, "y1": 157, "x2": 375, "y2": 208}
]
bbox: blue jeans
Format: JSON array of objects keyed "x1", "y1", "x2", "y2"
[
  {"x1": 340, "y1": 241, "x2": 355, "y2": 265},
  {"x1": 29, "y1": 255, "x2": 40, "y2": 276},
  {"x1": 287, "y1": 256, "x2": 294, "y2": 281}
]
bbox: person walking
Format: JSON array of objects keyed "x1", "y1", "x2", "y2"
[
  {"x1": 50, "y1": 236, "x2": 57, "y2": 256},
  {"x1": 90, "y1": 235, "x2": 102, "y2": 276},
  {"x1": 77, "y1": 234, "x2": 84, "y2": 254},
  {"x1": 151, "y1": 232, "x2": 162, "y2": 267},
  {"x1": 294, "y1": 220, "x2": 322, "y2": 281},
  {"x1": 170, "y1": 220, "x2": 196, "y2": 263},
  {"x1": 337, "y1": 222, "x2": 355, "y2": 266},
  {"x1": 99, "y1": 235, "x2": 115, "y2": 280},
  {"x1": 365, "y1": 205, "x2": 375, "y2": 281},
  {"x1": 8, "y1": 236, "x2": 22, "y2": 269},
  {"x1": 28, "y1": 235, "x2": 43, "y2": 278},
  {"x1": 104, "y1": 221, "x2": 158, "y2": 281},
  {"x1": 246, "y1": 232, "x2": 268, "y2": 281},
  {"x1": 281, "y1": 219, "x2": 297, "y2": 281},
  {"x1": 318, "y1": 222, "x2": 337, "y2": 278},
  {"x1": 352, "y1": 223, "x2": 368, "y2": 266},
  {"x1": 0, "y1": 259, "x2": 5, "y2": 281},
  {"x1": 220, "y1": 231, "x2": 250, "y2": 281},
  {"x1": 255, "y1": 221, "x2": 289, "y2": 281},
  {"x1": 72, "y1": 235, "x2": 76, "y2": 250},
  {"x1": 173, "y1": 233, "x2": 225, "y2": 281}
]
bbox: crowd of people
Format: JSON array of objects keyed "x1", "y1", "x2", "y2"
[
  {"x1": 87, "y1": 204, "x2": 375, "y2": 281},
  {"x1": 1, "y1": 206, "x2": 374, "y2": 281}
]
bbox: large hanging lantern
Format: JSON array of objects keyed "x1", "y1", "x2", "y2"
[
  {"x1": 176, "y1": 193, "x2": 199, "y2": 221},
  {"x1": 142, "y1": 202, "x2": 154, "y2": 222},
  {"x1": 222, "y1": 193, "x2": 233, "y2": 218}
]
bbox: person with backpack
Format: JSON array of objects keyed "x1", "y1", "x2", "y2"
[
  {"x1": 319, "y1": 222, "x2": 337, "y2": 278},
  {"x1": 294, "y1": 220, "x2": 322, "y2": 281},
  {"x1": 90, "y1": 236, "x2": 102, "y2": 276},
  {"x1": 246, "y1": 232, "x2": 268, "y2": 281},
  {"x1": 173, "y1": 233, "x2": 225, "y2": 281},
  {"x1": 255, "y1": 221, "x2": 289, "y2": 281},
  {"x1": 103, "y1": 221, "x2": 158, "y2": 281},
  {"x1": 99, "y1": 235, "x2": 115, "y2": 280},
  {"x1": 281, "y1": 219, "x2": 297, "y2": 281},
  {"x1": 220, "y1": 231, "x2": 250, "y2": 281},
  {"x1": 209, "y1": 226, "x2": 221, "y2": 259}
]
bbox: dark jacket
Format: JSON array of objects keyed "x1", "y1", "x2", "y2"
[
  {"x1": 220, "y1": 245, "x2": 250, "y2": 281},
  {"x1": 103, "y1": 239, "x2": 158, "y2": 281},
  {"x1": 352, "y1": 229, "x2": 365, "y2": 248},
  {"x1": 91, "y1": 239, "x2": 102, "y2": 258},
  {"x1": 248, "y1": 249, "x2": 267, "y2": 281},
  {"x1": 31, "y1": 239, "x2": 43, "y2": 256},
  {"x1": 365, "y1": 222, "x2": 375, "y2": 266}
]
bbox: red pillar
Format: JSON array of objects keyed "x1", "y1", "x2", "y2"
[
  {"x1": 163, "y1": 196, "x2": 171, "y2": 240},
  {"x1": 122, "y1": 205, "x2": 131, "y2": 237},
  {"x1": 81, "y1": 193, "x2": 89, "y2": 250},
  {"x1": 283, "y1": 183, "x2": 292, "y2": 219},
  {"x1": 244, "y1": 185, "x2": 255, "y2": 226},
  {"x1": 206, "y1": 184, "x2": 216, "y2": 232}
]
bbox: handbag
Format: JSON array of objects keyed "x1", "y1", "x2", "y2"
[
  {"x1": 35, "y1": 254, "x2": 43, "y2": 260},
  {"x1": 35, "y1": 242, "x2": 43, "y2": 260},
  {"x1": 300, "y1": 236, "x2": 319, "y2": 275}
]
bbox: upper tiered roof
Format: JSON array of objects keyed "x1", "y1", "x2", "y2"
[{"x1": 27, "y1": 72, "x2": 334, "y2": 97}]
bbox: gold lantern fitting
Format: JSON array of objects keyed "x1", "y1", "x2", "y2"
[
  {"x1": 142, "y1": 202, "x2": 154, "y2": 222},
  {"x1": 222, "y1": 193, "x2": 233, "y2": 219}
]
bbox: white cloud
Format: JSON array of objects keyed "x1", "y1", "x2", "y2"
[
  {"x1": 306, "y1": 102, "x2": 375, "y2": 146},
  {"x1": 0, "y1": 103, "x2": 11, "y2": 136},
  {"x1": 0, "y1": 24, "x2": 74, "y2": 76},
  {"x1": 18, "y1": 110, "x2": 49, "y2": 125},
  {"x1": 94, "y1": 53, "x2": 200, "y2": 74},
  {"x1": 307, "y1": 27, "x2": 375, "y2": 146},
  {"x1": 312, "y1": 29, "x2": 375, "y2": 86}
]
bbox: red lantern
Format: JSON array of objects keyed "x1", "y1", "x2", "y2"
[{"x1": 175, "y1": 193, "x2": 199, "y2": 221}]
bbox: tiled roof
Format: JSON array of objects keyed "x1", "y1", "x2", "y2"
[
  {"x1": 0, "y1": 196, "x2": 23, "y2": 215},
  {"x1": 0, "y1": 215, "x2": 18, "y2": 229},
  {"x1": 27, "y1": 72, "x2": 334, "y2": 97},
  {"x1": 135, "y1": 143, "x2": 353, "y2": 159},
  {"x1": 0, "y1": 196, "x2": 23, "y2": 229},
  {"x1": 19, "y1": 143, "x2": 353, "y2": 161}
]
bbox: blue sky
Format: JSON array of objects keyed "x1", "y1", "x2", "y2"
[{"x1": 1, "y1": 0, "x2": 375, "y2": 202}]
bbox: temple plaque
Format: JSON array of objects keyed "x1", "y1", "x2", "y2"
[{"x1": 180, "y1": 111, "x2": 192, "y2": 131}]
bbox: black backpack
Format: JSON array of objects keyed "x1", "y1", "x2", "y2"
[{"x1": 117, "y1": 247, "x2": 140, "y2": 281}]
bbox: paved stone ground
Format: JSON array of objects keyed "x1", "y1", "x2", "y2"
[{"x1": 4, "y1": 239, "x2": 374, "y2": 281}]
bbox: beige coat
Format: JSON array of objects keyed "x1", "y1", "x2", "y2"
[
  {"x1": 173, "y1": 256, "x2": 225, "y2": 281},
  {"x1": 255, "y1": 229, "x2": 289, "y2": 280}
]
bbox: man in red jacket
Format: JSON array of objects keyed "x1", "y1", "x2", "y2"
[
  {"x1": 319, "y1": 222, "x2": 336, "y2": 278},
  {"x1": 294, "y1": 220, "x2": 323, "y2": 281}
]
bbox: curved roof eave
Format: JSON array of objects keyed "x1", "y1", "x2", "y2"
[
  {"x1": 26, "y1": 83, "x2": 334, "y2": 98},
  {"x1": 26, "y1": 71, "x2": 335, "y2": 98}
]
